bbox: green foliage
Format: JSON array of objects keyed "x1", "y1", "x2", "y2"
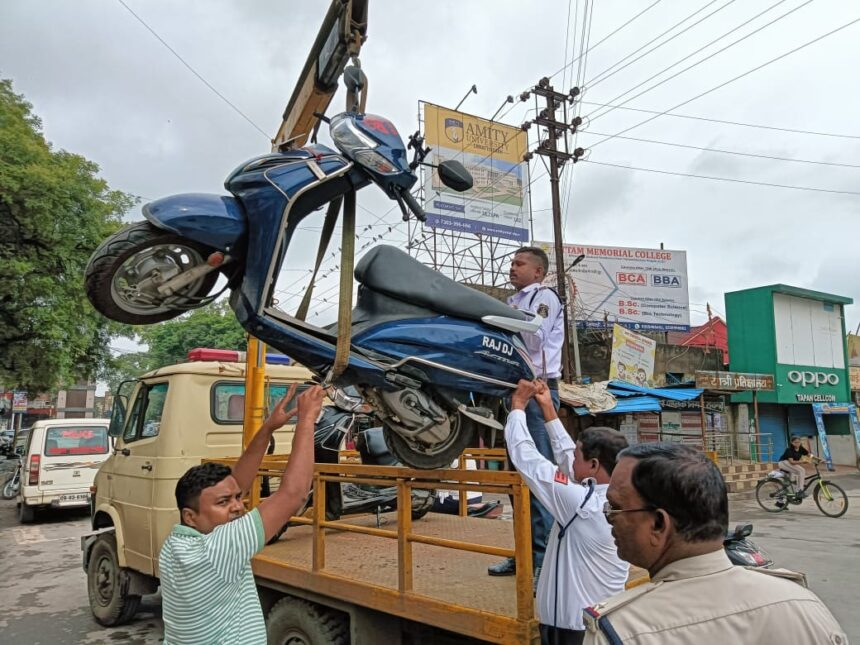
[
  {"x1": 0, "y1": 79, "x2": 135, "y2": 393},
  {"x1": 137, "y1": 301, "x2": 247, "y2": 370},
  {"x1": 98, "y1": 350, "x2": 155, "y2": 395}
]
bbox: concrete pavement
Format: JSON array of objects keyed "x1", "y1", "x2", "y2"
[{"x1": 0, "y1": 500, "x2": 162, "y2": 644}]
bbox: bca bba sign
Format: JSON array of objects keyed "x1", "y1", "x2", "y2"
[{"x1": 779, "y1": 366, "x2": 847, "y2": 404}]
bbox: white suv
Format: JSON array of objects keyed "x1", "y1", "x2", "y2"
[{"x1": 18, "y1": 418, "x2": 111, "y2": 523}]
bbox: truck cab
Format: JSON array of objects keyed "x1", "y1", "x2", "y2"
[{"x1": 82, "y1": 352, "x2": 312, "y2": 626}]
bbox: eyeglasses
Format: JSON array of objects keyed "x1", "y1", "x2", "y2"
[{"x1": 602, "y1": 501, "x2": 656, "y2": 521}]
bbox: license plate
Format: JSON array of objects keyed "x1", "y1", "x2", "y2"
[{"x1": 59, "y1": 493, "x2": 89, "y2": 504}]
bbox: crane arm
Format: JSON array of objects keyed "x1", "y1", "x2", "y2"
[{"x1": 271, "y1": 0, "x2": 368, "y2": 151}]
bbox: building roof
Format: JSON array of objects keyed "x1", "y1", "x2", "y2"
[
  {"x1": 725, "y1": 284, "x2": 853, "y2": 305},
  {"x1": 666, "y1": 316, "x2": 729, "y2": 364}
]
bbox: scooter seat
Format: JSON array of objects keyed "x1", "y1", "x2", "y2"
[{"x1": 355, "y1": 245, "x2": 526, "y2": 323}]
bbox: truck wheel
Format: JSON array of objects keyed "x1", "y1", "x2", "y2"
[
  {"x1": 87, "y1": 533, "x2": 141, "y2": 626},
  {"x1": 266, "y1": 597, "x2": 348, "y2": 645},
  {"x1": 17, "y1": 501, "x2": 35, "y2": 523}
]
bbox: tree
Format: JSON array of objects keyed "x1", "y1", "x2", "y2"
[
  {"x1": 0, "y1": 79, "x2": 134, "y2": 392},
  {"x1": 136, "y1": 301, "x2": 247, "y2": 369}
]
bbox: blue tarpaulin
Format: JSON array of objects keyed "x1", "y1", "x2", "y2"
[{"x1": 573, "y1": 381, "x2": 703, "y2": 416}]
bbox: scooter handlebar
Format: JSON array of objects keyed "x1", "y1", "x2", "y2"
[{"x1": 401, "y1": 189, "x2": 426, "y2": 222}]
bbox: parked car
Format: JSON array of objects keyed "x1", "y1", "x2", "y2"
[{"x1": 17, "y1": 419, "x2": 111, "y2": 523}]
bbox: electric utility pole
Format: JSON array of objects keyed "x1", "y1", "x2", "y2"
[{"x1": 523, "y1": 77, "x2": 584, "y2": 384}]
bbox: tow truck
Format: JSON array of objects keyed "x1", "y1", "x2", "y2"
[{"x1": 83, "y1": 2, "x2": 645, "y2": 641}]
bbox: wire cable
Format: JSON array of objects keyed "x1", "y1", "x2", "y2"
[
  {"x1": 588, "y1": 16, "x2": 860, "y2": 150},
  {"x1": 115, "y1": 0, "x2": 269, "y2": 139},
  {"x1": 583, "y1": 131, "x2": 860, "y2": 168},
  {"x1": 584, "y1": 158, "x2": 860, "y2": 196},
  {"x1": 548, "y1": 0, "x2": 665, "y2": 82},
  {"x1": 580, "y1": 100, "x2": 860, "y2": 140},
  {"x1": 587, "y1": 0, "x2": 738, "y2": 89},
  {"x1": 586, "y1": 0, "x2": 805, "y2": 123}
]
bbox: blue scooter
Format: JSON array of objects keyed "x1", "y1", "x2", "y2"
[{"x1": 85, "y1": 82, "x2": 540, "y2": 469}]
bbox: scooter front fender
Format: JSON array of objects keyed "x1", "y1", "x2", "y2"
[{"x1": 143, "y1": 193, "x2": 246, "y2": 252}]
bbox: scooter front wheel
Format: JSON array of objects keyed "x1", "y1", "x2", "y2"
[
  {"x1": 85, "y1": 221, "x2": 220, "y2": 324},
  {"x1": 383, "y1": 414, "x2": 477, "y2": 470}
]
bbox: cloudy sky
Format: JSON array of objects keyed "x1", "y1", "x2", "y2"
[{"x1": 3, "y1": 0, "x2": 859, "y2": 341}]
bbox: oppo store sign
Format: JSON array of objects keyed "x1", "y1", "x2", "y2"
[{"x1": 787, "y1": 370, "x2": 840, "y2": 388}]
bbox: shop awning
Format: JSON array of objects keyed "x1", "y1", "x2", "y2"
[{"x1": 572, "y1": 381, "x2": 704, "y2": 416}]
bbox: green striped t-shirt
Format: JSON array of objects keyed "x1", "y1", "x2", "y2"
[{"x1": 159, "y1": 508, "x2": 266, "y2": 644}]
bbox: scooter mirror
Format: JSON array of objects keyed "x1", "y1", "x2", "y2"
[{"x1": 438, "y1": 160, "x2": 473, "y2": 192}]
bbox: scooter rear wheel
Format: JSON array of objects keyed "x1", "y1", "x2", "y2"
[
  {"x1": 85, "y1": 221, "x2": 219, "y2": 324},
  {"x1": 383, "y1": 414, "x2": 477, "y2": 470}
]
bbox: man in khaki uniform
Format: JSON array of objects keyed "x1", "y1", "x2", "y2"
[{"x1": 583, "y1": 443, "x2": 847, "y2": 645}]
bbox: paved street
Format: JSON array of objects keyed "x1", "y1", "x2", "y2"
[{"x1": 0, "y1": 473, "x2": 858, "y2": 643}]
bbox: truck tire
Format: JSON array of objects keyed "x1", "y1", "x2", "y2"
[
  {"x1": 87, "y1": 533, "x2": 141, "y2": 626},
  {"x1": 17, "y1": 501, "x2": 35, "y2": 523},
  {"x1": 266, "y1": 596, "x2": 348, "y2": 645}
]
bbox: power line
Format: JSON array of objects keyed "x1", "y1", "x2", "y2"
[
  {"x1": 115, "y1": 0, "x2": 269, "y2": 140},
  {"x1": 584, "y1": 130, "x2": 860, "y2": 168},
  {"x1": 584, "y1": 158, "x2": 860, "y2": 196},
  {"x1": 589, "y1": 16, "x2": 860, "y2": 150},
  {"x1": 586, "y1": 0, "x2": 736, "y2": 89},
  {"x1": 548, "y1": 0, "x2": 665, "y2": 82},
  {"x1": 580, "y1": 100, "x2": 860, "y2": 140},
  {"x1": 586, "y1": 0, "x2": 806, "y2": 124}
]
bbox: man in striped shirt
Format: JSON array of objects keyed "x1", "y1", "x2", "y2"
[{"x1": 159, "y1": 384, "x2": 323, "y2": 644}]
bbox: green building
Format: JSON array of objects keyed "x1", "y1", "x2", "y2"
[{"x1": 725, "y1": 285, "x2": 856, "y2": 465}]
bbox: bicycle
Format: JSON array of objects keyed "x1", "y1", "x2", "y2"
[{"x1": 755, "y1": 456, "x2": 848, "y2": 518}]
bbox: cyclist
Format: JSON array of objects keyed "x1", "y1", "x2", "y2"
[{"x1": 778, "y1": 435, "x2": 810, "y2": 496}]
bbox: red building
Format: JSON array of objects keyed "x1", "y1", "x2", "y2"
[{"x1": 666, "y1": 316, "x2": 729, "y2": 365}]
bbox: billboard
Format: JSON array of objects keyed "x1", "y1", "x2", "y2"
[
  {"x1": 12, "y1": 391, "x2": 27, "y2": 413},
  {"x1": 422, "y1": 102, "x2": 529, "y2": 242},
  {"x1": 609, "y1": 324, "x2": 657, "y2": 387},
  {"x1": 536, "y1": 242, "x2": 690, "y2": 331}
]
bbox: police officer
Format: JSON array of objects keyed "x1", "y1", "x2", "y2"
[
  {"x1": 506, "y1": 380, "x2": 629, "y2": 645},
  {"x1": 489, "y1": 246, "x2": 564, "y2": 580},
  {"x1": 584, "y1": 443, "x2": 847, "y2": 644}
]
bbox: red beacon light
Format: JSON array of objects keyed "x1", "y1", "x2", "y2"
[{"x1": 186, "y1": 348, "x2": 292, "y2": 365}]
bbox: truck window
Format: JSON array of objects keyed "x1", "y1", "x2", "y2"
[
  {"x1": 211, "y1": 382, "x2": 306, "y2": 424},
  {"x1": 44, "y1": 426, "x2": 109, "y2": 456},
  {"x1": 123, "y1": 383, "x2": 169, "y2": 442}
]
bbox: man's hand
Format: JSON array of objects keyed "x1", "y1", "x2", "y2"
[
  {"x1": 260, "y1": 383, "x2": 299, "y2": 433},
  {"x1": 511, "y1": 379, "x2": 537, "y2": 411},
  {"x1": 534, "y1": 379, "x2": 557, "y2": 420},
  {"x1": 296, "y1": 384, "x2": 326, "y2": 427}
]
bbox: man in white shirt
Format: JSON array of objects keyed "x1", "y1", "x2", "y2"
[
  {"x1": 490, "y1": 246, "x2": 565, "y2": 579},
  {"x1": 506, "y1": 380, "x2": 629, "y2": 645}
]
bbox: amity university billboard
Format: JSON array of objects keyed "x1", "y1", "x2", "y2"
[
  {"x1": 422, "y1": 103, "x2": 529, "y2": 242},
  {"x1": 536, "y1": 242, "x2": 691, "y2": 332}
]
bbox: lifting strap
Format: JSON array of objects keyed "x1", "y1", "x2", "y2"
[
  {"x1": 332, "y1": 191, "x2": 356, "y2": 379},
  {"x1": 295, "y1": 197, "x2": 342, "y2": 321}
]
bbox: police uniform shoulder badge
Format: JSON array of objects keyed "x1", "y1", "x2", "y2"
[
  {"x1": 554, "y1": 469, "x2": 568, "y2": 485},
  {"x1": 537, "y1": 303, "x2": 549, "y2": 318}
]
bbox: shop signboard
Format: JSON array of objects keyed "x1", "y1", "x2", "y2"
[
  {"x1": 422, "y1": 102, "x2": 529, "y2": 242},
  {"x1": 535, "y1": 242, "x2": 690, "y2": 331},
  {"x1": 774, "y1": 364, "x2": 848, "y2": 404},
  {"x1": 662, "y1": 397, "x2": 727, "y2": 413},
  {"x1": 695, "y1": 371, "x2": 774, "y2": 391},
  {"x1": 12, "y1": 391, "x2": 27, "y2": 413},
  {"x1": 609, "y1": 324, "x2": 656, "y2": 386},
  {"x1": 850, "y1": 366, "x2": 860, "y2": 392}
]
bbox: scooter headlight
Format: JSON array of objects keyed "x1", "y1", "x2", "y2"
[{"x1": 330, "y1": 115, "x2": 378, "y2": 156}]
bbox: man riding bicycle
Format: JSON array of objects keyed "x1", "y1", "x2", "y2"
[{"x1": 778, "y1": 435, "x2": 810, "y2": 496}]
